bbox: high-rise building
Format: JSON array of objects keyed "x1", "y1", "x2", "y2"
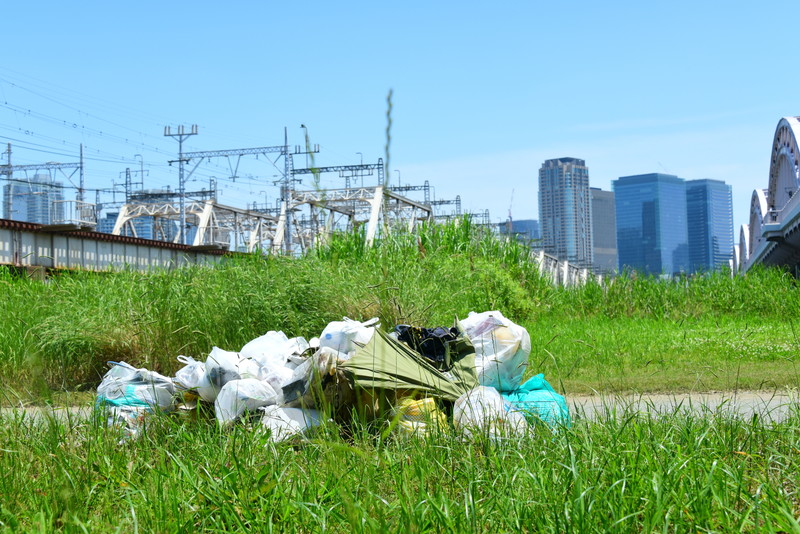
[
  {"x1": 613, "y1": 173, "x2": 689, "y2": 276},
  {"x1": 590, "y1": 187, "x2": 617, "y2": 274},
  {"x1": 2, "y1": 173, "x2": 64, "y2": 224},
  {"x1": 96, "y1": 211, "x2": 118, "y2": 234},
  {"x1": 686, "y1": 179, "x2": 733, "y2": 272},
  {"x1": 538, "y1": 157, "x2": 593, "y2": 268}
]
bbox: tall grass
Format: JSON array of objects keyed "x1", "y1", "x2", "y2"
[
  {"x1": 2, "y1": 219, "x2": 800, "y2": 393},
  {"x1": 0, "y1": 402, "x2": 798, "y2": 531}
]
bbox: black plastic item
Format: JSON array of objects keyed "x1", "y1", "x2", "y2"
[{"x1": 394, "y1": 324, "x2": 461, "y2": 369}]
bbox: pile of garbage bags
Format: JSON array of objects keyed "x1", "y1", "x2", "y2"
[{"x1": 95, "y1": 311, "x2": 570, "y2": 442}]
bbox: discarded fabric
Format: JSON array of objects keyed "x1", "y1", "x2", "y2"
[{"x1": 394, "y1": 325, "x2": 461, "y2": 369}]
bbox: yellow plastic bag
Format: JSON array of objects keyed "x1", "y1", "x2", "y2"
[{"x1": 395, "y1": 397, "x2": 447, "y2": 437}]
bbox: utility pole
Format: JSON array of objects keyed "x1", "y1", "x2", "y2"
[
  {"x1": 164, "y1": 125, "x2": 198, "y2": 245},
  {"x1": 134, "y1": 154, "x2": 145, "y2": 189},
  {"x1": 284, "y1": 127, "x2": 293, "y2": 255},
  {"x1": 3, "y1": 143, "x2": 11, "y2": 180},
  {"x1": 508, "y1": 189, "x2": 514, "y2": 235},
  {"x1": 125, "y1": 168, "x2": 132, "y2": 202},
  {"x1": 78, "y1": 144, "x2": 84, "y2": 202}
]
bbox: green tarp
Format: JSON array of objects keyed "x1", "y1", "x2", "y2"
[{"x1": 341, "y1": 329, "x2": 479, "y2": 402}]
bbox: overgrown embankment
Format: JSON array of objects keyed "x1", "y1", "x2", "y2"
[{"x1": 2, "y1": 219, "x2": 799, "y2": 394}]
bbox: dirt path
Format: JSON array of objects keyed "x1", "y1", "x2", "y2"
[
  {"x1": 2, "y1": 390, "x2": 798, "y2": 423},
  {"x1": 569, "y1": 390, "x2": 798, "y2": 422}
]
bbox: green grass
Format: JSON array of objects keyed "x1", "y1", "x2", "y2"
[
  {"x1": 1, "y1": 400, "x2": 798, "y2": 531},
  {"x1": 1, "y1": 219, "x2": 800, "y2": 396},
  {"x1": 530, "y1": 315, "x2": 800, "y2": 393}
]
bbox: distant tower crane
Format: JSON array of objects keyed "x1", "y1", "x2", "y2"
[{"x1": 507, "y1": 189, "x2": 514, "y2": 235}]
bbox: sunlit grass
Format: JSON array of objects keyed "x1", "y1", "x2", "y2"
[{"x1": 0, "y1": 399, "x2": 798, "y2": 531}]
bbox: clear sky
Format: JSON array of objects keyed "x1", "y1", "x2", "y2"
[{"x1": 1, "y1": 1, "x2": 798, "y2": 232}]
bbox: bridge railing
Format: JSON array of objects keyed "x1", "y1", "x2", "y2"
[
  {"x1": 529, "y1": 249, "x2": 596, "y2": 286},
  {"x1": 51, "y1": 200, "x2": 96, "y2": 228},
  {"x1": 767, "y1": 187, "x2": 800, "y2": 228}
]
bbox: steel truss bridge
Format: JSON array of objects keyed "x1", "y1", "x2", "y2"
[{"x1": 108, "y1": 156, "x2": 441, "y2": 253}]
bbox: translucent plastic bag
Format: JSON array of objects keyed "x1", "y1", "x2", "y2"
[
  {"x1": 262, "y1": 366, "x2": 294, "y2": 406},
  {"x1": 201, "y1": 347, "x2": 263, "y2": 402},
  {"x1": 96, "y1": 361, "x2": 175, "y2": 411},
  {"x1": 260, "y1": 406, "x2": 323, "y2": 442},
  {"x1": 205, "y1": 347, "x2": 241, "y2": 385},
  {"x1": 104, "y1": 405, "x2": 150, "y2": 442},
  {"x1": 214, "y1": 378, "x2": 279, "y2": 425},
  {"x1": 394, "y1": 397, "x2": 447, "y2": 437},
  {"x1": 240, "y1": 331, "x2": 309, "y2": 368},
  {"x1": 174, "y1": 355, "x2": 206, "y2": 390},
  {"x1": 458, "y1": 311, "x2": 531, "y2": 392},
  {"x1": 319, "y1": 317, "x2": 379, "y2": 359},
  {"x1": 453, "y1": 386, "x2": 528, "y2": 440}
]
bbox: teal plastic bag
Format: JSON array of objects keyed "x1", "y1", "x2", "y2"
[{"x1": 501, "y1": 374, "x2": 571, "y2": 427}]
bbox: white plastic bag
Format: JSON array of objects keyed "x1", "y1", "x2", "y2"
[
  {"x1": 174, "y1": 355, "x2": 206, "y2": 390},
  {"x1": 196, "y1": 373, "x2": 218, "y2": 403},
  {"x1": 319, "y1": 317, "x2": 379, "y2": 359},
  {"x1": 241, "y1": 331, "x2": 287, "y2": 367},
  {"x1": 262, "y1": 366, "x2": 295, "y2": 406},
  {"x1": 96, "y1": 361, "x2": 176, "y2": 411},
  {"x1": 453, "y1": 386, "x2": 528, "y2": 440},
  {"x1": 237, "y1": 357, "x2": 263, "y2": 380},
  {"x1": 205, "y1": 347, "x2": 241, "y2": 383},
  {"x1": 214, "y1": 378, "x2": 279, "y2": 425},
  {"x1": 240, "y1": 331, "x2": 310, "y2": 368},
  {"x1": 314, "y1": 347, "x2": 343, "y2": 377},
  {"x1": 104, "y1": 405, "x2": 150, "y2": 442},
  {"x1": 202, "y1": 347, "x2": 254, "y2": 402},
  {"x1": 286, "y1": 336, "x2": 310, "y2": 357},
  {"x1": 260, "y1": 406, "x2": 323, "y2": 442},
  {"x1": 458, "y1": 311, "x2": 531, "y2": 391}
]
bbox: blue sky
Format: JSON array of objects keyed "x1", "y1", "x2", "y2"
[{"x1": 2, "y1": 1, "x2": 798, "y2": 231}]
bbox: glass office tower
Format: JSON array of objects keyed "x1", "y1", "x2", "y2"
[
  {"x1": 590, "y1": 187, "x2": 617, "y2": 274},
  {"x1": 538, "y1": 158, "x2": 593, "y2": 269},
  {"x1": 2, "y1": 173, "x2": 64, "y2": 224},
  {"x1": 613, "y1": 173, "x2": 689, "y2": 276},
  {"x1": 686, "y1": 179, "x2": 733, "y2": 272}
]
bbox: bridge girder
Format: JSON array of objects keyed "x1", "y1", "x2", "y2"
[{"x1": 112, "y1": 199, "x2": 279, "y2": 250}]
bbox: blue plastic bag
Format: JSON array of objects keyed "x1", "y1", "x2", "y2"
[{"x1": 501, "y1": 374, "x2": 571, "y2": 427}]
